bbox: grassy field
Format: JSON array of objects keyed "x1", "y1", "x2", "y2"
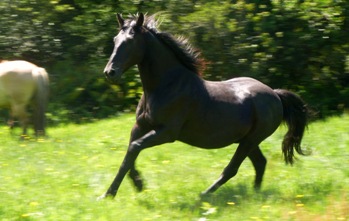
[{"x1": 0, "y1": 114, "x2": 348, "y2": 221}]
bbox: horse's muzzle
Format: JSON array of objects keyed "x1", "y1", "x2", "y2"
[{"x1": 104, "y1": 68, "x2": 122, "y2": 84}]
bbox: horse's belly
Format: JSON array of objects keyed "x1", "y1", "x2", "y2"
[
  {"x1": 178, "y1": 116, "x2": 252, "y2": 149},
  {"x1": 179, "y1": 133, "x2": 243, "y2": 149}
]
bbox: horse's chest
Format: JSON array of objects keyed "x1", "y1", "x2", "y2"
[{"x1": 137, "y1": 93, "x2": 188, "y2": 126}]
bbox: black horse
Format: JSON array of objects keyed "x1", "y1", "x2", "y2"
[{"x1": 101, "y1": 13, "x2": 310, "y2": 199}]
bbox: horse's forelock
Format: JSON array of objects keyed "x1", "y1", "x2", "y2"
[{"x1": 124, "y1": 13, "x2": 158, "y2": 31}]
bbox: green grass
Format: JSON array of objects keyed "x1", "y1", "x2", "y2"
[{"x1": 0, "y1": 114, "x2": 348, "y2": 221}]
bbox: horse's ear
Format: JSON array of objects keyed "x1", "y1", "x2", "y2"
[
  {"x1": 116, "y1": 13, "x2": 124, "y2": 28},
  {"x1": 136, "y1": 13, "x2": 144, "y2": 27}
]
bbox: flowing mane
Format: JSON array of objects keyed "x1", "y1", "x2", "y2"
[{"x1": 124, "y1": 14, "x2": 205, "y2": 75}]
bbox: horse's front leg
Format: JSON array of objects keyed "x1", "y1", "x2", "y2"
[
  {"x1": 129, "y1": 166, "x2": 143, "y2": 192},
  {"x1": 99, "y1": 126, "x2": 175, "y2": 199},
  {"x1": 98, "y1": 144, "x2": 140, "y2": 199},
  {"x1": 11, "y1": 104, "x2": 28, "y2": 138}
]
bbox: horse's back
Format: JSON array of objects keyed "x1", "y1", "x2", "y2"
[{"x1": 0, "y1": 60, "x2": 39, "y2": 75}]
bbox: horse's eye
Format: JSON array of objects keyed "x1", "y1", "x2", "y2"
[{"x1": 129, "y1": 28, "x2": 135, "y2": 35}]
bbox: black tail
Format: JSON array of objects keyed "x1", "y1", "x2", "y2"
[{"x1": 274, "y1": 89, "x2": 310, "y2": 165}]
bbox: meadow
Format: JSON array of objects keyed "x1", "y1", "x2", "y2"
[{"x1": 0, "y1": 114, "x2": 348, "y2": 221}]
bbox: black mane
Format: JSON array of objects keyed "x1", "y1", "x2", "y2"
[{"x1": 125, "y1": 14, "x2": 205, "y2": 75}]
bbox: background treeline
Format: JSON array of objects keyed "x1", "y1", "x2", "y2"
[{"x1": 0, "y1": 0, "x2": 348, "y2": 123}]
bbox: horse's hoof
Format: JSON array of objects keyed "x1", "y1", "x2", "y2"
[
  {"x1": 200, "y1": 190, "x2": 212, "y2": 198},
  {"x1": 254, "y1": 184, "x2": 262, "y2": 192},
  {"x1": 97, "y1": 192, "x2": 115, "y2": 201},
  {"x1": 133, "y1": 178, "x2": 143, "y2": 192},
  {"x1": 96, "y1": 193, "x2": 107, "y2": 201}
]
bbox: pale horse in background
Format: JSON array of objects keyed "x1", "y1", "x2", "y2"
[{"x1": 0, "y1": 60, "x2": 49, "y2": 137}]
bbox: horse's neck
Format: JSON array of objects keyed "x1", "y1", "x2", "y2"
[{"x1": 138, "y1": 40, "x2": 189, "y2": 94}]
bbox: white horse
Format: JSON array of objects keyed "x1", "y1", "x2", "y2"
[{"x1": 0, "y1": 60, "x2": 49, "y2": 136}]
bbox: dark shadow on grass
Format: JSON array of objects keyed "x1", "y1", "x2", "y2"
[
  {"x1": 135, "y1": 178, "x2": 341, "y2": 215},
  {"x1": 175, "y1": 184, "x2": 284, "y2": 212},
  {"x1": 135, "y1": 178, "x2": 339, "y2": 214}
]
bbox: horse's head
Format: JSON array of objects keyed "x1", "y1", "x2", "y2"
[{"x1": 104, "y1": 13, "x2": 146, "y2": 83}]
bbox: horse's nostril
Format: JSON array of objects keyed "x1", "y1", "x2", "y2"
[
  {"x1": 109, "y1": 69, "x2": 116, "y2": 77},
  {"x1": 104, "y1": 69, "x2": 115, "y2": 77}
]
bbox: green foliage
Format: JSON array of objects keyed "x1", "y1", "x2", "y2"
[
  {"x1": 0, "y1": 0, "x2": 60, "y2": 63},
  {"x1": 176, "y1": 0, "x2": 349, "y2": 115},
  {"x1": 0, "y1": 0, "x2": 348, "y2": 119},
  {"x1": 47, "y1": 60, "x2": 142, "y2": 123},
  {"x1": 0, "y1": 114, "x2": 348, "y2": 220}
]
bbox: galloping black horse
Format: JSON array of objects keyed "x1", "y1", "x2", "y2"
[{"x1": 101, "y1": 13, "x2": 310, "y2": 199}]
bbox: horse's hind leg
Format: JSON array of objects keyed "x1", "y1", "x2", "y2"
[
  {"x1": 248, "y1": 146, "x2": 267, "y2": 190},
  {"x1": 202, "y1": 141, "x2": 257, "y2": 195}
]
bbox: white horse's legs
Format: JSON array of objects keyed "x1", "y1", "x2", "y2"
[{"x1": 10, "y1": 103, "x2": 29, "y2": 137}]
